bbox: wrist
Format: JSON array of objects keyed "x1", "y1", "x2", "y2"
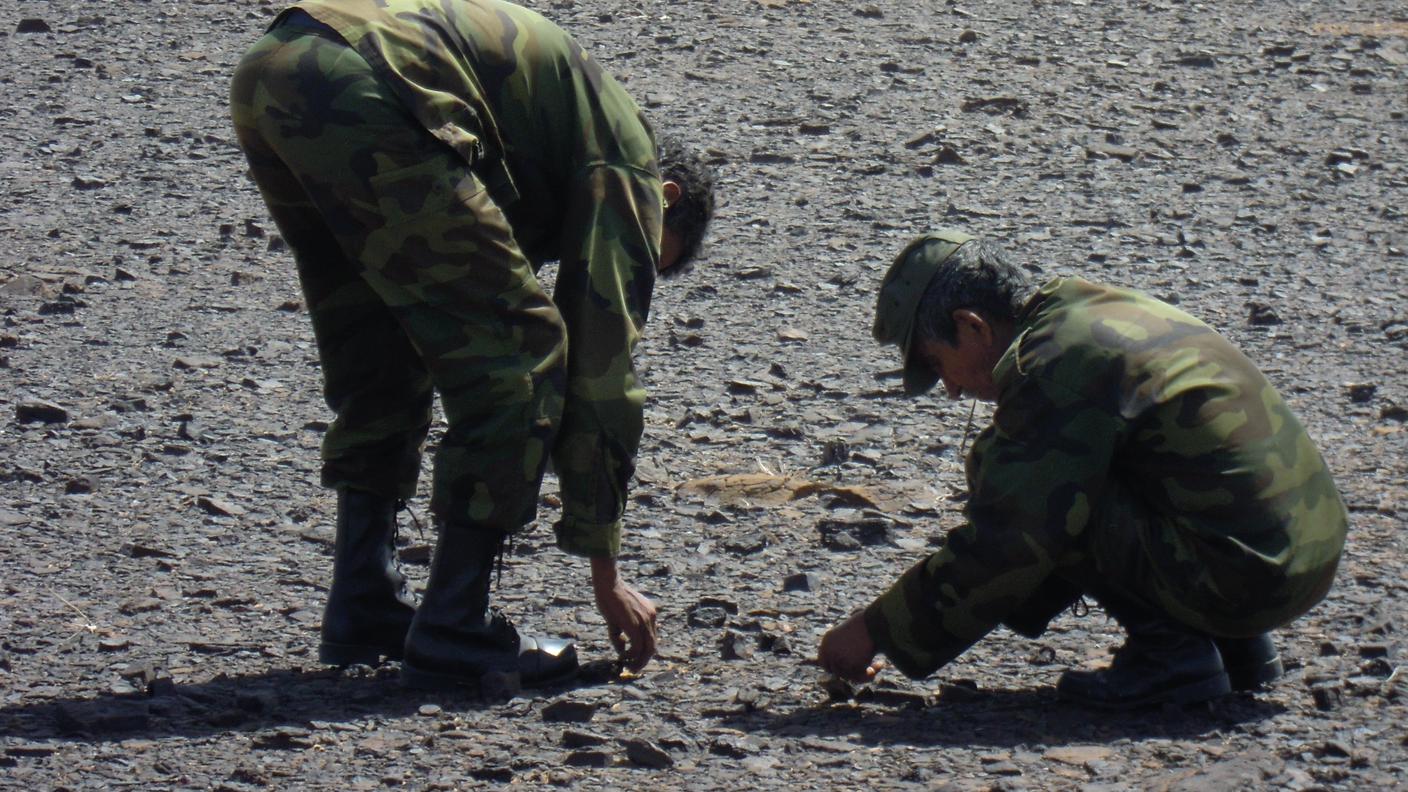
[{"x1": 590, "y1": 556, "x2": 620, "y2": 589}]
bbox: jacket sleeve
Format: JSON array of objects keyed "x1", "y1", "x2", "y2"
[
  {"x1": 863, "y1": 374, "x2": 1122, "y2": 678},
  {"x1": 549, "y1": 162, "x2": 664, "y2": 557}
]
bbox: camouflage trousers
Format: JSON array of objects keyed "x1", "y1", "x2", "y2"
[
  {"x1": 1005, "y1": 476, "x2": 1340, "y2": 641},
  {"x1": 229, "y1": 20, "x2": 567, "y2": 530}
]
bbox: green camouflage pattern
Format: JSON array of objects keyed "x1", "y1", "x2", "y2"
[
  {"x1": 229, "y1": 0, "x2": 666, "y2": 556},
  {"x1": 864, "y1": 277, "x2": 1348, "y2": 678}
]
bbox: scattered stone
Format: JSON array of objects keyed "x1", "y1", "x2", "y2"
[
  {"x1": 196, "y1": 496, "x2": 246, "y2": 517},
  {"x1": 16, "y1": 400, "x2": 69, "y2": 424},
  {"x1": 564, "y1": 750, "x2": 609, "y2": 767},
  {"x1": 1246, "y1": 301, "x2": 1283, "y2": 326},
  {"x1": 721, "y1": 629, "x2": 756, "y2": 660},
  {"x1": 819, "y1": 673, "x2": 857, "y2": 701},
  {"x1": 6, "y1": 743, "x2": 58, "y2": 759},
  {"x1": 562, "y1": 729, "x2": 609, "y2": 748},
  {"x1": 1, "y1": 274, "x2": 54, "y2": 298},
  {"x1": 1310, "y1": 681, "x2": 1344, "y2": 710},
  {"x1": 1346, "y1": 382, "x2": 1377, "y2": 403},
  {"x1": 723, "y1": 531, "x2": 768, "y2": 555},
  {"x1": 623, "y1": 737, "x2": 674, "y2": 768},
  {"x1": 1044, "y1": 745, "x2": 1114, "y2": 766},
  {"x1": 250, "y1": 728, "x2": 315, "y2": 750},
  {"x1": 542, "y1": 700, "x2": 598, "y2": 723},
  {"x1": 782, "y1": 571, "x2": 817, "y2": 592},
  {"x1": 173, "y1": 355, "x2": 223, "y2": 370},
  {"x1": 686, "y1": 598, "x2": 737, "y2": 627},
  {"x1": 938, "y1": 680, "x2": 984, "y2": 703},
  {"x1": 65, "y1": 477, "x2": 94, "y2": 495},
  {"x1": 816, "y1": 516, "x2": 893, "y2": 549},
  {"x1": 121, "y1": 542, "x2": 177, "y2": 559}
]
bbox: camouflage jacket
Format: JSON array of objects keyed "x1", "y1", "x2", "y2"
[
  {"x1": 865, "y1": 277, "x2": 1348, "y2": 678},
  {"x1": 291, "y1": 0, "x2": 667, "y2": 556}
]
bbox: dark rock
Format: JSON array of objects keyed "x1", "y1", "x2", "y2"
[
  {"x1": 196, "y1": 496, "x2": 246, "y2": 517},
  {"x1": 721, "y1": 629, "x2": 756, "y2": 660},
  {"x1": 16, "y1": 18, "x2": 52, "y2": 34},
  {"x1": 1310, "y1": 681, "x2": 1344, "y2": 710},
  {"x1": 469, "y1": 767, "x2": 513, "y2": 783},
  {"x1": 1359, "y1": 643, "x2": 1391, "y2": 659},
  {"x1": 816, "y1": 517, "x2": 893, "y2": 549},
  {"x1": 64, "y1": 477, "x2": 95, "y2": 495},
  {"x1": 16, "y1": 400, "x2": 69, "y2": 424},
  {"x1": 782, "y1": 572, "x2": 817, "y2": 592},
  {"x1": 960, "y1": 96, "x2": 1029, "y2": 116},
  {"x1": 1346, "y1": 382, "x2": 1377, "y2": 403},
  {"x1": 687, "y1": 597, "x2": 737, "y2": 627},
  {"x1": 723, "y1": 531, "x2": 767, "y2": 555},
  {"x1": 564, "y1": 750, "x2": 609, "y2": 767},
  {"x1": 562, "y1": 729, "x2": 609, "y2": 748},
  {"x1": 1247, "y1": 301, "x2": 1283, "y2": 326},
  {"x1": 542, "y1": 700, "x2": 598, "y2": 723},
  {"x1": 623, "y1": 738, "x2": 674, "y2": 768},
  {"x1": 250, "y1": 728, "x2": 315, "y2": 750},
  {"x1": 819, "y1": 439, "x2": 850, "y2": 465}
]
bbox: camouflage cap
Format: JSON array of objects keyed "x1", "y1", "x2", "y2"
[{"x1": 873, "y1": 230, "x2": 974, "y2": 396}]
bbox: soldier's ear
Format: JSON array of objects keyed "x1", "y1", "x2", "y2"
[
  {"x1": 951, "y1": 309, "x2": 992, "y2": 344},
  {"x1": 663, "y1": 180, "x2": 683, "y2": 209}
]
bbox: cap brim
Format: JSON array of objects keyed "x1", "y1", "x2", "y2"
[{"x1": 901, "y1": 343, "x2": 940, "y2": 396}]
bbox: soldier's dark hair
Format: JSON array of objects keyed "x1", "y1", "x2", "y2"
[
  {"x1": 657, "y1": 133, "x2": 715, "y2": 278},
  {"x1": 913, "y1": 238, "x2": 1032, "y2": 345}
]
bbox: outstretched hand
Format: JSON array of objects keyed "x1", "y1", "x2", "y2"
[
  {"x1": 590, "y1": 557, "x2": 659, "y2": 672},
  {"x1": 819, "y1": 610, "x2": 885, "y2": 683}
]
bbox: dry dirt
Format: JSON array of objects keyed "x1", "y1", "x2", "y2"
[{"x1": 2, "y1": 0, "x2": 1406, "y2": 789}]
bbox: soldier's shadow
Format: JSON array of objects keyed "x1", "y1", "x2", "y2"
[
  {"x1": 719, "y1": 685, "x2": 1287, "y2": 749},
  {"x1": 0, "y1": 660, "x2": 619, "y2": 745}
]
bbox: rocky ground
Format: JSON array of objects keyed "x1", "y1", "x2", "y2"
[{"x1": 1, "y1": 0, "x2": 1405, "y2": 789}]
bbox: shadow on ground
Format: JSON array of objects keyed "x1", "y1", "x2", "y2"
[
  {"x1": 717, "y1": 685, "x2": 1286, "y2": 749},
  {"x1": 0, "y1": 660, "x2": 620, "y2": 746}
]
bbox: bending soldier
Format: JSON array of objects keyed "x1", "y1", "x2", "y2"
[
  {"x1": 230, "y1": 0, "x2": 714, "y2": 688},
  {"x1": 819, "y1": 230, "x2": 1346, "y2": 708}
]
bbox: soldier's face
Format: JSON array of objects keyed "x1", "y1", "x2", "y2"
[
  {"x1": 658, "y1": 224, "x2": 683, "y2": 273},
  {"x1": 914, "y1": 310, "x2": 1008, "y2": 402}
]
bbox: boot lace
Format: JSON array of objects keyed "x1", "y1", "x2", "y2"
[
  {"x1": 1070, "y1": 595, "x2": 1090, "y2": 618},
  {"x1": 396, "y1": 499, "x2": 426, "y2": 541}
]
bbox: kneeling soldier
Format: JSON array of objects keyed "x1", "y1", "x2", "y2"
[{"x1": 819, "y1": 230, "x2": 1347, "y2": 708}]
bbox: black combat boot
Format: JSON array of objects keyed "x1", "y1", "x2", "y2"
[
  {"x1": 1215, "y1": 633, "x2": 1284, "y2": 691},
  {"x1": 1057, "y1": 590, "x2": 1231, "y2": 709},
  {"x1": 400, "y1": 523, "x2": 577, "y2": 691},
  {"x1": 319, "y1": 488, "x2": 418, "y2": 666}
]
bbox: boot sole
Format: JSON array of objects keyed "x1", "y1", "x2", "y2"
[
  {"x1": 1227, "y1": 657, "x2": 1284, "y2": 691},
  {"x1": 1058, "y1": 671, "x2": 1232, "y2": 710},
  {"x1": 319, "y1": 641, "x2": 404, "y2": 667}
]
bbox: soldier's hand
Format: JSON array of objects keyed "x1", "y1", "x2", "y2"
[
  {"x1": 590, "y1": 557, "x2": 659, "y2": 672},
  {"x1": 819, "y1": 610, "x2": 884, "y2": 683}
]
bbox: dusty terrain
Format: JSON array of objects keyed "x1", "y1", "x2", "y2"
[{"x1": 1, "y1": 0, "x2": 1405, "y2": 789}]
